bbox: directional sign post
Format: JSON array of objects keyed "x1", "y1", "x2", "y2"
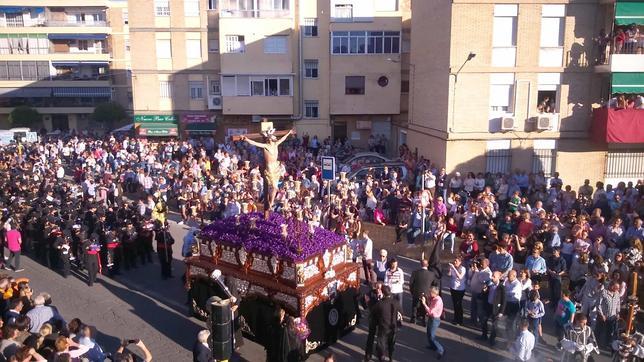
[{"x1": 321, "y1": 156, "x2": 336, "y2": 181}]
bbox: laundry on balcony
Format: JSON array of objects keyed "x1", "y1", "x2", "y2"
[{"x1": 52, "y1": 87, "x2": 111, "y2": 97}]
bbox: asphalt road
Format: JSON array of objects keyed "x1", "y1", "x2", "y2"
[{"x1": 13, "y1": 213, "x2": 613, "y2": 362}]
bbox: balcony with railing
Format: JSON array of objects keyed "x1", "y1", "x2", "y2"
[
  {"x1": 0, "y1": 7, "x2": 109, "y2": 28},
  {"x1": 0, "y1": 35, "x2": 109, "y2": 57},
  {"x1": 44, "y1": 19, "x2": 108, "y2": 27},
  {"x1": 594, "y1": 33, "x2": 644, "y2": 72}
]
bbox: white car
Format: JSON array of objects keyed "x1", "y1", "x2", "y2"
[{"x1": 338, "y1": 152, "x2": 393, "y2": 173}]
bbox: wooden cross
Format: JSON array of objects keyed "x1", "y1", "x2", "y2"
[
  {"x1": 231, "y1": 129, "x2": 292, "y2": 141},
  {"x1": 230, "y1": 120, "x2": 295, "y2": 141}
]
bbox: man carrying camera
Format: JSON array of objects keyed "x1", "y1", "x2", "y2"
[
  {"x1": 420, "y1": 286, "x2": 445, "y2": 360},
  {"x1": 468, "y1": 258, "x2": 491, "y2": 327}
]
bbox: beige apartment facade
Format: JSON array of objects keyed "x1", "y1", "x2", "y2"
[
  {"x1": 128, "y1": 0, "x2": 410, "y2": 148},
  {"x1": 406, "y1": 0, "x2": 644, "y2": 188},
  {"x1": 0, "y1": 0, "x2": 131, "y2": 132},
  {"x1": 128, "y1": 0, "x2": 218, "y2": 137}
]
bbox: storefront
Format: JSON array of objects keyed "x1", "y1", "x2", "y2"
[{"x1": 134, "y1": 114, "x2": 178, "y2": 137}]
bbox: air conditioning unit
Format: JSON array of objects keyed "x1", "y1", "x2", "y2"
[
  {"x1": 208, "y1": 96, "x2": 222, "y2": 110},
  {"x1": 251, "y1": 115, "x2": 262, "y2": 123},
  {"x1": 537, "y1": 115, "x2": 554, "y2": 131},
  {"x1": 42, "y1": 115, "x2": 52, "y2": 122},
  {"x1": 500, "y1": 116, "x2": 516, "y2": 131}
]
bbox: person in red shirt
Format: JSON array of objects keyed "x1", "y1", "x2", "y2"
[
  {"x1": 517, "y1": 213, "x2": 534, "y2": 238},
  {"x1": 421, "y1": 286, "x2": 445, "y2": 359},
  {"x1": 459, "y1": 232, "x2": 479, "y2": 266},
  {"x1": 6, "y1": 223, "x2": 23, "y2": 272}
]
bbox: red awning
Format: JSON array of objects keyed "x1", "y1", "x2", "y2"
[{"x1": 591, "y1": 108, "x2": 644, "y2": 144}]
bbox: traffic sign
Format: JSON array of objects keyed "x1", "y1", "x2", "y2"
[{"x1": 321, "y1": 156, "x2": 336, "y2": 181}]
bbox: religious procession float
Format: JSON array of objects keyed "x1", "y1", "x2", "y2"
[{"x1": 185, "y1": 212, "x2": 361, "y2": 353}]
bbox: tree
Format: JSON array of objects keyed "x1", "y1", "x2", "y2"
[
  {"x1": 8, "y1": 106, "x2": 41, "y2": 128},
  {"x1": 92, "y1": 102, "x2": 127, "y2": 129}
]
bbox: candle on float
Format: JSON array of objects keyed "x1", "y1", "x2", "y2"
[
  {"x1": 280, "y1": 223, "x2": 288, "y2": 238},
  {"x1": 249, "y1": 217, "x2": 256, "y2": 229},
  {"x1": 235, "y1": 215, "x2": 240, "y2": 225},
  {"x1": 308, "y1": 222, "x2": 315, "y2": 235}
]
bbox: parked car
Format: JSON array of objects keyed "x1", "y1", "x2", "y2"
[
  {"x1": 346, "y1": 162, "x2": 409, "y2": 186},
  {"x1": 338, "y1": 152, "x2": 393, "y2": 173}
]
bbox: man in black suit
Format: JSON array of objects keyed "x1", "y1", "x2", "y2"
[
  {"x1": 480, "y1": 271, "x2": 506, "y2": 346},
  {"x1": 193, "y1": 330, "x2": 214, "y2": 362},
  {"x1": 409, "y1": 259, "x2": 438, "y2": 324},
  {"x1": 367, "y1": 285, "x2": 402, "y2": 362}
]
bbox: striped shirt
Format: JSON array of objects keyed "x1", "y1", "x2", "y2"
[{"x1": 598, "y1": 289, "x2": 621, "y2": 318}]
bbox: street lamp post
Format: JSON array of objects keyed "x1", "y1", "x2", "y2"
[{"x1": 449, "y1": 52, "x2": 476, "y2": 132}]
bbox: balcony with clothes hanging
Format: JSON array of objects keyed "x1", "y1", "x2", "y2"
[
  {"x1": 0, "y1": 34, "x2": 110, "y2": 62},
  {"x1": 594, "y1": 1, "x2": 644, "y2": 72},
  {"x1": 591, "y1": 72, "x2": 644, "y2": 143},
  {"x1": 219, "y1": 0, "x2": 291, "y2": 18}
]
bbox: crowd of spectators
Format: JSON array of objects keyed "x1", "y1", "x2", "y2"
[{"x1": 0, "y1": 130, "x2": 642, "y2": 361}]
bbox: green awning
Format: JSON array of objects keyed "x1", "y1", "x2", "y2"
[
  {"x1": 611, "y1": 72, "x2": 644, "y2": 93},
  {"x1": 615, "y1": 1, "x2": 644, "y2": 25},
  {"x1": 137, "y1": 123, "x2": 178, "y2": 137}
]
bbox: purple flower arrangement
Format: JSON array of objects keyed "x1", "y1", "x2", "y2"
[
  {"x1": 201, "y1": 212, "x2": 345, "y2": 262},
  {"x1": 292, "y1": 318, "x2": 311, "y2": 340}
]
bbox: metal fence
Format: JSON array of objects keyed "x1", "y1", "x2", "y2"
[
  {"x1": 486, "y1": 149, "x2": 511, "y2": 174},
  {"x1": 532, "y1": 149, "x2": 556, "y2": 178},
  {"x1": 605, "y1": 151, "x2": 644, "y2": 179}
]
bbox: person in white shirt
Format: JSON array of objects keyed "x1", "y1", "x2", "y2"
[
  {"x1": 510, "y1": 319, "x2": 535, "y2": 362},
  {"x1": 448, "y1": 257, "x2": 467, "y2": 325},
  {"x1": 385, "y1": 258, "x2": 405, "y2": 310},
  {"x1": 469, "y1": 258, "x2": 492, "y2": 326},
  {"x1": 56, "y1": 163, "x2": 65, "y2": 179},
  {"x1": 360, "y1": 230, "x2": 374, "y2": 284},
  {"x1": 504, "y1": 270, "x2": 523, "y2": 339}
]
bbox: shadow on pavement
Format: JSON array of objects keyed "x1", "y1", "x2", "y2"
[{"x1": 99, "y1": 278, "x2": 203, "y2": 356}]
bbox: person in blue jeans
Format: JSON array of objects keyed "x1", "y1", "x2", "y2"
[
  {"x1": 406, "y1": 204, "x2": 424, "y2": 245},
  {"x1": 420, "y1": 286, "x2": 445, "y2": 360}
]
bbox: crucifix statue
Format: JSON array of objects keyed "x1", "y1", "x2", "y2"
[{"x1": 233, "y1": 120, "x2": 295, "y2": 219}]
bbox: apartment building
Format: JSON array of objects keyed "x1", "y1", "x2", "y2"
[
  {"x1": 0, "y1": 0, "x2": 131, "y2": 131},
  {"x1": 406, "y1": 0, "x2": 644, "y2": 187},
  {"x1": 128, "y1": 0, "x2": 410, "y2": 148}
]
